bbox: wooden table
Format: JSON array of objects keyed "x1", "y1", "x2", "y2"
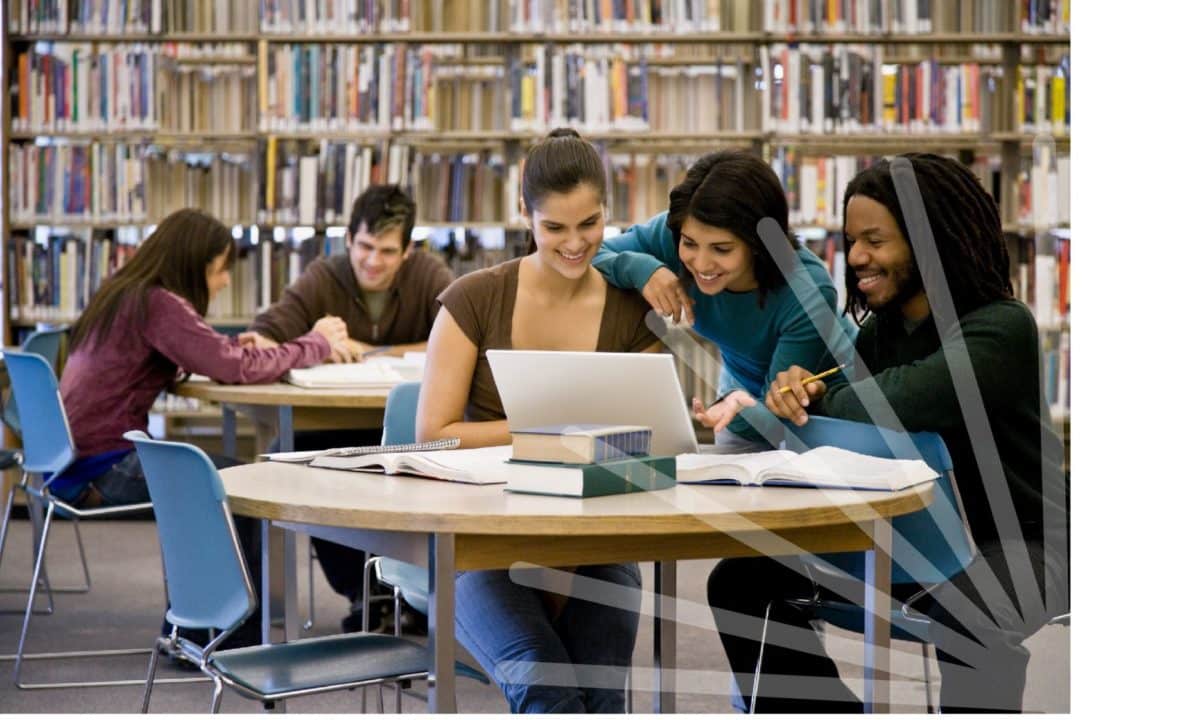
[
  {"x1": 173, "y1": 380, "x2": 391, "y2": 454},
  {"x1": 221, "y1": 462, "x2": 934, "y2": 713}
]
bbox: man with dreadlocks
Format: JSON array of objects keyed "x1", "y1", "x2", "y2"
[{"x1": 706, "y1": 154, "x2": 1069, "y2": 713}]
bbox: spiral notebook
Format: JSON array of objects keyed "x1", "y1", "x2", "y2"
[{"x1": 262, "y1": 437, "x2": 460, "y2": 464}]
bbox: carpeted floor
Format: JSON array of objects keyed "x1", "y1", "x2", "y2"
[{"x1": 0, "y1": 518, "x2": 1068, "y2": 713}]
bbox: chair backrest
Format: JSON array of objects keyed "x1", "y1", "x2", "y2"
[
  {"x1": 3, "y1": 351, "x2": 76, "y2": 476},
  {"x1": 381, "y1": 381, "x2": 422, "y2": 445},
  {"x1": 125, "y1": 431, "x2": 255, "y2": 633},
  {"x1": 783, "y1": 415, "x2": 972, "y2": 586},
  {"x1": 2, "y1": 325, "x2": 69, "y2": 434},
  {"x1": 23, "y1": 325, "x2": 69, "y2": 370}
]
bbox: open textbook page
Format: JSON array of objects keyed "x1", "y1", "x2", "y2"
[
  {"x1": 307, "y1": 445, "x2": 512, "y2": 485},
  {"x1": 676, "y1": 445, "x2": 937, "y2": 491}
]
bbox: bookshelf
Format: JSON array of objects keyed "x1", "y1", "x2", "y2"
[{"x1": 1, "y1": 0, "x2": 1070, "y2": 419}]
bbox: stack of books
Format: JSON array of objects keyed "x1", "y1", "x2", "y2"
[{"x1": 505, "y1": 424, "x2": 676, "y2": 498}]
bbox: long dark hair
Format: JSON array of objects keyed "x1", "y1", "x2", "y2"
[
  {"x1": 841, "y1": 153, "x2": 1012, "y2": 324},
  {"x1": 69, "y1": 208, "x2": 234, "y2": 351},
  {"x1": 521, "y1": 127, "x2": 607, "y2": 255},
  {"x1": 665, "y1": 149, "x2": 798, "y2": 306}
]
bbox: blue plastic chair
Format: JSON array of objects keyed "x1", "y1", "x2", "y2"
[
  {"x1": 126, "y1": 431, "x2": 431, "y2": 713},
  {"x1": 748, "y1": 415, "x2": 974, "y2": 713},
  {"x1": 0, "y1": 351, "x2": 157, "y2": 689},
  {"x1": 1, "y1": 327, "x2": 93, "y2": 605},
  {"x1": 370, "y1": 382, "x2": 490, "y2": 688}
]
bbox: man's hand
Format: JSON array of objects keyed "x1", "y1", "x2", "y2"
[
  {"x1": 642, "y1": 267, "x2": 695, "y2": 325},
  {"x1": 691, "y1": 390, "x2": 757, "y2": 435},
  {"x1": 764, "y1": 367, "x2": 828, "y2": 426},
  {"x1": 236, "y1": 331, "x2": 279, "y2": 350}
]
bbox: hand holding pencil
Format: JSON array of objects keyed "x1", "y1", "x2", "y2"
[{"x1": 765, "y1": 364, "x2": 846, "y2": 427}]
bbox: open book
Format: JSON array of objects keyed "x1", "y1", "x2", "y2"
[
  {"x1": 285, "y1": 355, "x2": 423, "y2": 388},
  {"x1": 676, "y1": 446, "x2": 937, "y2": 492},
  {"x1": 307, "y1": 445, "x2": 511, "y2": 485}
]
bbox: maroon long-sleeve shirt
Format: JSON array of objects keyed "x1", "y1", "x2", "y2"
[{"x1": 61, "y1": 287, "x2": 330, "y2": 457}]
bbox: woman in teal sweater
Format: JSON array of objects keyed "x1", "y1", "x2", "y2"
[{"x1": 592, "y1": 150, "x2": 855, "y2": 447}]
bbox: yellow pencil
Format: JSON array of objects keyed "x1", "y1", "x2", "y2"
[{"x1": 778, "y1": 364, "x2": 846, "y2": 395}]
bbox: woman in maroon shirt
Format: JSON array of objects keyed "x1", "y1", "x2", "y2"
[
  {"x1": 53, "y1": 208, "x2": 350, "y2": 650},
  {"x1": 56, "y1": 208, "x2": 347, "y2": 506}
]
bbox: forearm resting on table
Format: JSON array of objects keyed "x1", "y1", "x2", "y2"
[
  {"x1": 350, "y1": 340, "x2": 428, "y2": 357},
  {"x1": 417, "y1": 419, "x2": 511, "y2": 449}
]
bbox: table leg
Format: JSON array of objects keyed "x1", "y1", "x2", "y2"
[
  {"x1": 277, "y1": 406, "x2": 294, "y2": 452},
  {"x1": 222, "y1": 405, "x2": 236, "y2": 459},
  {"x1": 653, "y1": 560, "x2": 677, "y2": 714},
  {"x1": 863, "y1": 519, "x2": 893, "y2": 713},
  {"x1": 260, "y1": 519, "x2": 272, "y2": 644},
  {"x1": 427, "y1": 532, "x2": 457, "y2": 713}
]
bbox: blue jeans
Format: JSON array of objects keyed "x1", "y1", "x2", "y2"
[{"x1": 455, "y1": 563, "x2": 641, "y2": 713}]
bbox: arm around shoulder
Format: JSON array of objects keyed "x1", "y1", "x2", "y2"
[{"x1": 592, "y1": 212, "x2": 677, "y2": 290}]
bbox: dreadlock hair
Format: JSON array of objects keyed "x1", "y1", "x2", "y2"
[
  {"x1": 666, "y1": 149, "x2": 798, "y2": 307},
  {"x1": 69, "y1": 208, "x2": 234, "y2": 352},
  {"x1": 841, "y1": 153, "x2": 1012, "y2": 325}
]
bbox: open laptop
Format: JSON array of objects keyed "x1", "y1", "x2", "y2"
[{"x1": 486, "y1": 350, "x2": 700, "y2": 456}]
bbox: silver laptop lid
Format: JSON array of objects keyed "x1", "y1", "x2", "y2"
[{"x1": 486, "y1": 349, "x2": 700, "y2": 456}]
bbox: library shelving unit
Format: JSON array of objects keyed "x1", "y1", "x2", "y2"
[{"x1": 1, "y1": 0, "x2": 1070, "y2": 422}]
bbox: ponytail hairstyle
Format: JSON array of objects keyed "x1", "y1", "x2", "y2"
[
  {"x1": 521, "y1": 127, "x2": 608, "y2": 254},
  {"x1": 665, "y1": 149, "x2": 797, "y2": 306},
  {"x1": 70, "y1": 208, "x2": 234, "y2": 351}
]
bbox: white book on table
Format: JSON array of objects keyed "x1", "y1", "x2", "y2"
[
  {"x1": 676, "y1": 445, "x2": 937, "y2": 492},
  {"x1": 285, "y1": 356, "x2": 422, "y2": 388},
  {"x1": 309, "y1": 445, "x2": 512, "y2": 485}
]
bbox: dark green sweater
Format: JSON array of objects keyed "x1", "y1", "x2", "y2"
[{"x1": 817, "y1": 300, "x2": 1068, "y2": 549}]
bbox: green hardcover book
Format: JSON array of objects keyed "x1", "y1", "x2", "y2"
[{"x1": 505, "y1": 456, "x2": 676, "y2": 498}]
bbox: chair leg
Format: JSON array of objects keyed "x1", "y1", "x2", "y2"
[
  {"x1": 13, "y1": 503, "x2": 55, "y2": 687},
  {"x1": 70, "y1": 517, "x2": 92, "y2": 592},
  {"x1": 303, "y1": 540, "x2": 315, "y2": 631},
  {"x1": 27, "y1": 496, "x2": 57, "y2": 610},
  {"x1": 748, "y1": 600, "x2": 774, "y2": 714},
  {"x1": 377, "y1": 684, "x2": 385, "y2": 712},
  {"x1": 210, "y1": 676, "x2": 224, "y2": 713},
  {"x1": 921, "y1": 642, "x2": 938, "y2": 714},
  {"x1": 0, "y1": 479, "x2": 16, "y2": 570},
  {"x1": 624, "y1": 667, "x2": 634, "y2": 713},
  {"x1": 141, "y1": 639, "x2": 164, "y2": 713}
]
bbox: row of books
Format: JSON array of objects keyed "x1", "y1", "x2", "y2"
[
  {"x1": 8, "y1": 0, "x2": 161, "y2": 34},
  {"x1": 765, "y1": 0, "x2": 1068, "y2": 35},
  {"x1": 8, "y1": 142, "x2": 147, "y2": 224},
  {"x1": 1016, "y1": 151, "x2": 1069, "y2": 229},
  {"x1": 5, "y1": 229, "x2": 139, "y2": 320},
  {"x1": 1016, "y1": 62, "x2": 1069, "y2": 135},
  {"x1": 762, "y1": 45, "x2": 1006, "y2": 135},
  {"x1": 158, "y1": 52, "x2": 257, "y2": 133},
  {"x1": 258, "y1": 44, "x2": 507, "y2": 133},
  {"x1": 512, "y1": 0, "x2": 743, "y2": 33},
  {"x1": 10, "y1": 0, "x2": 1069, "y2": 36},
  {"x1": 263, "y1": 0, "x2": 511, "y2": 33},
  {"x1": 515, "y1": 44, "x2": 744, "y2": 133},
  {"x1": 261, "y1": 138, "x2": 412, "y2": 226},
  {"x1": 8, "y1": 139, "x2": 1070, "y2": 231},
  {"x1": 8, "y1": 0, "x2": 258, "y2": 34},
  {"x1": 10, "y1": 42, "x2": 1070, "y2": 137},
  {"x1": 145, "y1": 149, "x2": 258, "y2": 227},
  {"x1": 12, "y1": 43, "x2": 158, "y2": 133}
]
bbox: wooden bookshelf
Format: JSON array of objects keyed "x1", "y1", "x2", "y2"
[{"x1": 2, "y1": 0, "x2": 1070, "y2": 422}]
